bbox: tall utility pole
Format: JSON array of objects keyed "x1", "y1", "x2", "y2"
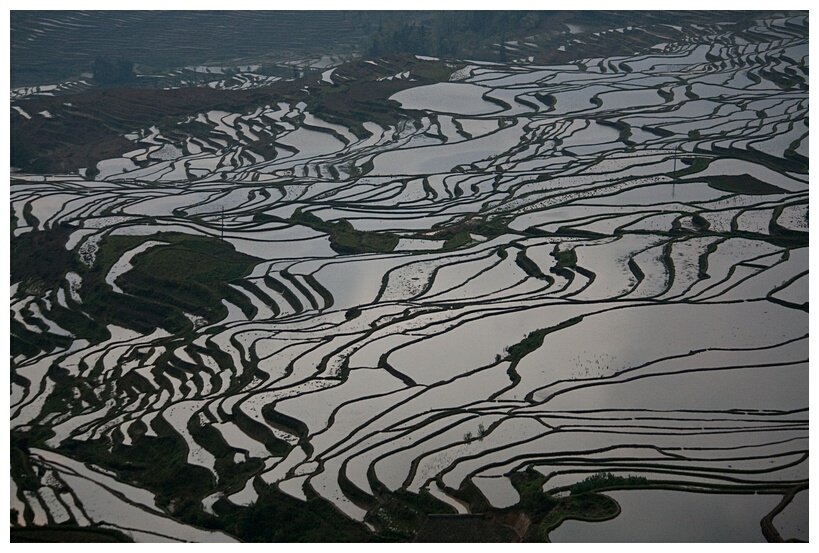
[
  {"x1": 672, "y1": 144, "x2": 681, "y2": 199},
  {"x1": 673, "y1": 144, "x2": 678, "y2": 180}
]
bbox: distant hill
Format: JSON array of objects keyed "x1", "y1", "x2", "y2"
[{"x1": 10, "y1": 10, "x2": 783, "y2": 88}]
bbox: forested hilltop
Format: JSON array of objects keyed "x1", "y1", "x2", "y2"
[{"x1": 11, "y1": 11, "x2": 783, "y2": 87}]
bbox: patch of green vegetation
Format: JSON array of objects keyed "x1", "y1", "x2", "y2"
[
  {"x1": 684, "y1": 85, "x2": 699, "y2": 99},
  {"x1": 337, "y1": 464, "x2": 379, "y2": 512},
  {"x1": 60, "y1": 415, "x2": 218, "y2": 518},
  {"x1": 448, "y1": 117, "x2": 471, "y2": 140},
  {"x1": 448, "y1": 478, "x2": 492, "y2": 514},
  {"x1": 187, "y1": 419, "x2": 267, "y2": 501},
  {"x1": 710, "y1": 144, "x2": 807, "y2": 175},
  {"x1": 569, "y1": 472, "x2": 649, "y2": 495},
  {"x1": 641, "y1": 125, "x2": 674, "y2": 138},
  {"x1": 536, "y1": 92, "x2": 557, "y2": 110},
  {"x1": 507, "y1": 316, "x2": 584, "y2": 364},
  {"x1": 426, "y1": 216, "x2": 509, "y2": 251},
  {"x1": 510, "y1": 469, "x2": 559, "y2": 517},
  {"x1": 514, "y1": 249, "x2": 552, "y2": 282},
  {"x1": 473, "y1": 217, "x2": 509, "y2": 238},
  {"x1": 232, "y1": 279, "x2": 280, "y2": 317},
  {"x1": 414, "y1": 513, "x2": 520, "y2": 543},
  {"x1": 759, "y1": 67, "x2": 807, "y2": 91},
  {"x1": 291, "y1": 209, "x2": 398, "y2": 254},
  {"x1": 704, "y1": 174, "x2": 788, "y2": 195},
  {"x1": 551, "y1": 246, "x2": 577, "y2": 269},
  {"x1": 554, "y1": 226, "x2": 607, "y2": 239},
  {"x1": 22, "y1": 199, "x2": 39, "y2": 227},
  {"x1": 365, "y1": 489, "x2": 456, "y2": 540},
  {"x1": 215, "y1": 485, "x2": 374, "y2": 542},
  {"x1": 35, "y1": 365, "x2": 95, "y2": 427},
  {"x1": 661, "y1": 241, "x2": 675, "y2": 290},
  {"x1": 331, "y1": 218, "x2": 398, "y2": 253},
  {"x1": 51, "y1": 301, "x2": 111, "y2": 343},
  {"x1": 697, "y1": 239, "x2": 721, "y2": 279},
  {"x1": 10, "y1": 331, "x2": 42, "y2": 360},
  {"x1": 596, "y1": 119, "x2": 633, "y2": 144},
  {"x1": 11, "y1": 225, "x2": 76, "y2": 292},
  {"x1": 507, "y1": 469, "x2": 621, "y2": 542},
  {"x1": 539, "y1": 493, "x2": 620, "y2": 541},
  {"x1": 507, "y1": 328, "x2": 550, "y2": 363},
  {"x1": 132, "y1": 234, "x2": 255, "y2": 282},
  {"x1": 484, "y1": 93, "x2": 513, "y2": 111},
  {"x1": 672, "y1": 156, "x2": 710, "y2": 178},
  {"x1": 10, "y1": 435, "x2": 39, "y2": 493},
  {"x1": 768, "y1": 204, "x2": 808, "y2": 246},
  {"x1": 263, "y1": 274, "x2": 303, "y2": 312},
  {"x1": 627, "y1": 257, "x2": 644, "y2": 283},
  {"x1": 760, "y1": 483, "x2": 808, "y2": 543},
  {"x1": 691, "y1": 213, "x2": 710, "y2": 231},
  {"x1": 11, "y1": 526, "x2": 133, "y2": 543},
  {"x1": 303, "y1": 57, "x2": 450, "y2": 141},
  {"x1": 231, "y1": 409, "x2": 291, "y2": 456},
  {"x1": 175, "y1": 119, "x2": 217, "y2": 141},
  {"x1": 10, "y1": 317, "x2": 73, "y2": 359},
  {"x1": 490, "y1": 316, "x2": 586, "y2": 402},
  {"x1": 656, "y1": 87, "x2": 674, "y2": 102},
  {"x1": 261, "y1": 404, "x2": 310, "y2": 452},
  {"x1": 281, "y1": 270, "x2": 319, "y2": 309},
  {"x1": 442, "y1": 230, "x2": 472, "y2": 249},
  {"x1": 784, "y1": 140, "x2": 808, "y2": 171},
  {"x1": 77, "y1": 232, "x2": 261, "y2": 333}
]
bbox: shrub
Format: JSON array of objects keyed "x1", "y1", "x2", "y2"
[{"x1": 569, "y1": 472, "x2": 648, "y2": 495}]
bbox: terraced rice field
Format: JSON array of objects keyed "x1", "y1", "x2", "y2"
[{"x1": 10, "y1": 13, "x2": 808, "y2": 542}]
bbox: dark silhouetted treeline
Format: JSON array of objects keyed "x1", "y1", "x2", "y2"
[{"x1": 364, "y1": 11, "x2": 554, "y2": 59}]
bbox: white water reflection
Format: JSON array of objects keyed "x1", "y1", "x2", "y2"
[
  {"x1": 391, "y1": 82, "x2": 501, "y2": 115},
  {"x1": 371, "y1": 124, "x2": 525, "y2": 175},
  {"x1": 773, "y1": 489, "x2": 808, "y2": 541},
  {"x1": 9, "y1": 12, "x2": 808, "y2": 541},
  {"x1": 550, "y1": 490, "x2": 778, "y2": 542}
]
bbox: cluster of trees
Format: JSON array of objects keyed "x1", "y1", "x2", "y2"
[
  {"x1": 569, "y1": 472, "x2": 649, "y2": 495},
  {"x1": 363, "y1": 11, "x2": 552, "y2": 60}
]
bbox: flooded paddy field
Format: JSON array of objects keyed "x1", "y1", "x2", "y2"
[{"x1": 9, "y1": 12, "x2": 808, "y2": 542}]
